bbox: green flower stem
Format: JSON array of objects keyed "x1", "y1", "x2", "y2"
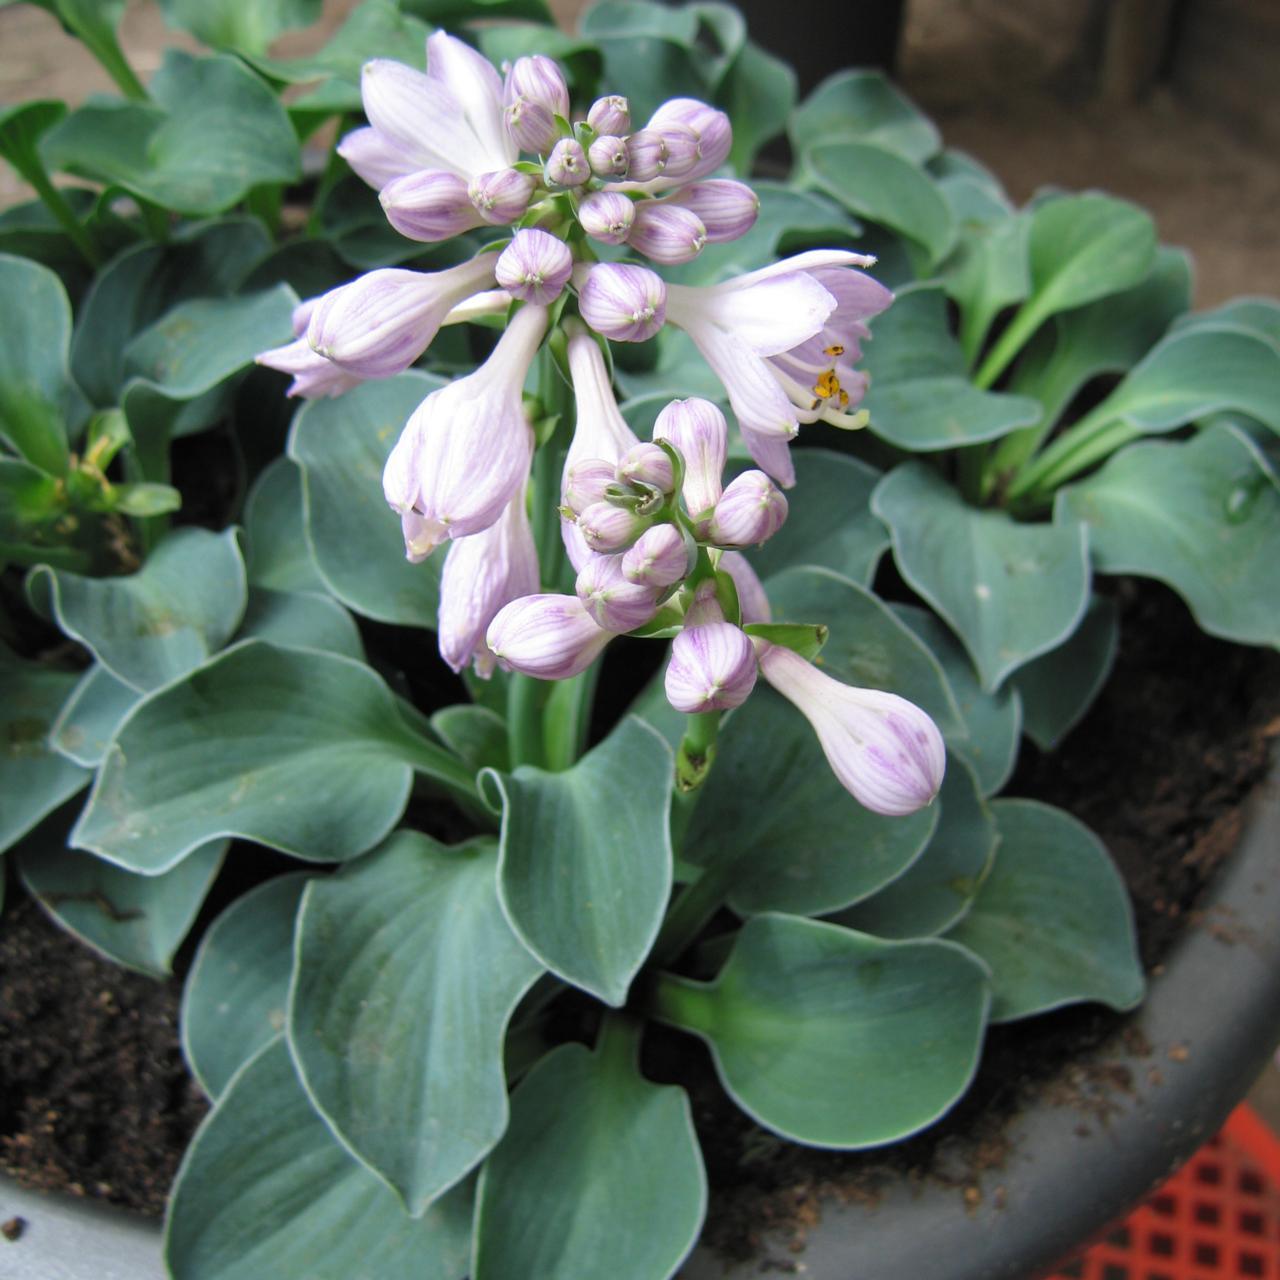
[
  {"x1": 649, "y1": 857, "x2": 736, "y2": 970},
  {"x1": 1004, "y1": 404, "x2": 1125, "y2": 508},
  {"x1": 595, "y1": 1009, "x2": 644, "y2": 1073},
  {"x1": 542, "y1": 664, "x2": 598, "y2": 772},
  {"x1": 506, "y1": 672, "x2": 550, "y2": 770},
  {"x1": 645, "y1": 969, "x2": 713, "y2": 1034},
  {"x1": 8, "y1": 149, "x2": 100, "y2": 268},
  {"x1": 72, "y1": 21, "x2": 148, "y2": 102},
  {"x1": 675, "y1": 710, "x2": 720, "y2": 792},
  {"x1": 972, "y1": 302, "x2": 1045, "y2": 391}
]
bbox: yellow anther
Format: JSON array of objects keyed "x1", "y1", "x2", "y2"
[
  {"x1": 813, "y1": 370, "x2": 841, "y2": 401},
  {"x1": 823, "y1": 344, "x2": 845, "y2": 357}
]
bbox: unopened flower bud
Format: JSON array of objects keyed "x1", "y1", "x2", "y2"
[
  {"x1": 755, "y1": 642, "x2": 946, "y2": 815},
  {"x1": 577, "y1": 191, "x2": 636, "y2": 246},
  {"x1": 648, "y1": 98, "x2": 732, "y2": 181},
  {"x1": 665, "y1": 622, "x2": 757, "y2": 713},
  {"x1": 380, "y1": 170, "x2": 485, "y2": 242},
  {"x1": 545, "y1": 138, "x2": 588, "y2": 188},
  {"x1": 587, "y1": 135, "x2": 629, "y2": 179},
  {"x1": 655, "y1": 123, "x2": 700, "y2": 179},
  {"x1": 622, "y1": 523, "x2": 688, "y2": 586},
  {"x1": 576, "y1": 554, "x2": 661, "y2": 632},
  {"x1": 562, "y1": 457, "x2": 616, "y2": 517},
  {"x1": 576, "y1": 263, "x2": 666, "y2": 343},
  {"x1": 487, "y1": 594, "x2": 612, "y2": 680},
  {"x1": 720, "y1": 550, "x2": 771, "y2": 624},
  {"x1": 505, "y1": 98, "x2": 558, "y2": 155},
  {"x1": 495, "y1": 229, "x2": 573, "y2": 305},
  {"x1": 708, "y1": 470, "x2": 788, "y2": 547},
  {"x1": 469, "y1": 168, "x2": 537, "y2": 225},
  {"x1": 653, "y1": 397, "x2": 727, "y2": 521},
  {"x1": 627, "y1": 201, "x2": 706, "y2": 265},
  {"x1": 625, "y1": 129, "x2": 668, "y2": 182},
  {"x1": 587, "y1": 94, "x2": 630, "y2": 136},
  {"x1": 617, "y1": 443, "x2": 675, "y2": 493},
  {"x1": 578, "y1": 501, "x2": 652, "y2": 554},
  {"x1": 669, "y1": 179, "x2": 760, "y2": 243},
  {"x1": 505, "y1": 54, "x2": 569, "y2": 122}
]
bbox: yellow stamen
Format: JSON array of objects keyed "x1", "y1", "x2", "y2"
[{"x1": 823, "y1": 344, "x2": 845, "y2": 357}]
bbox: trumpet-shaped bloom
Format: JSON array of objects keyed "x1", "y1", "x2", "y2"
[
  {"x1": 755, "y1": 641, "x2": 946, "y2": 816},
  {"x1": 664, "y1": 250, "x2": 891, "y2": 486},
  {"x1": 438, "y1": 485, "x2": 539, "y2": 676},
  {"x1": 487, "y1": 593, "x2": 612, "y2": 679},
  {"x1": 382, "y1": 303, "x2": 547, "y2": 557},
  {"x1": 307, "y1": 255, "x2": 498, "y2": 378},
  {"x1": 665, "y1": 621, "x2": 757, "y2": 713}
]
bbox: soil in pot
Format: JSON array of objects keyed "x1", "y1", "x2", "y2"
[{"x1": 1, "y1": 577, "x2": 1277, "y2": 1251}]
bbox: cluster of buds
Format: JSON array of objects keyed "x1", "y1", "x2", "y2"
[{"x1": 255, "y1": 31, "x2": 944, "y2": 817}]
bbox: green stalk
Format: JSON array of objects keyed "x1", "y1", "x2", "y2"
[
  {"x1": 542, "y1": 663, "x2": 599, "y2": 771},
  {"x1": 645, "y1": 969, "x2": 714, "y2": 1033},
  {"x1": 649, "y1": 857, "x2": 735, "y2": 969},
  {"x1": 72, "y1": 22, "x2": 149, "y2": 102},
  {"x1": 6, "y1": 145, "x2": 100, "y2": 268},
  {"x1": 972, "y1": 302, "x2": 1045, "y2": 391},
  {"x1": 595, "y1": 1009, "x2": 643, "y2": 1073},
  {"x1": 1004, "y1": 403, "x2": 1120, "y2": 508},
  {"x1": 674, "y1": 710, "x2": 720, "y2": 792},
  {"x1": 506, "y1": 672, "x2": 549, "y2": 769}
]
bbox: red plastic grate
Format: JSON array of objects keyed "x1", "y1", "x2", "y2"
[{"x1": 1046, "y1": 1105, "x2": 1280, "y2": 1280}]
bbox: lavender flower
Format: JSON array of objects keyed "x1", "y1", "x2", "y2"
[
  {"x1": 587, "y1": 135, "x2": 630, "y2": 179},
  {"x1": 575, "y1": 554, "x2": 661, "y2": 632},
  {"x1": 487, "y1": 594, "x2": 612, "y2": 679},
  {"x1": 578, "y1": 501, "x2": 651, "y2": 554},
  {"x1": 495, "y1": 230, "x2": 573, "y2": 305},
  {"x1": 707, "y1": 470, "x2": 788, "y2": 547},
  {"x1": 469, "y1": 168, "x2": 538, "y2": 225},
  {"x1": 755, "y1": 642, "x2": 946, "y2": 816},
  {"x1": 503, "y1": 55, "x2": 568, "y2": 154},
  {"x1": 624, "y1": 129, "x2": 669, "y2": 182},
  {"x1": 616, "y1": 443, "x2": 675, "y2": 494},
  {"x1": 627, "y1": 201, "x2": 707, "y2": 265},
  {"x1": 622, "y1": 524, "x2": 688, "y2": 586},
  {"x1": 665, "y1": 622, "x2": 758, "y2": 713},
  {"x1": 255, "y1": 337, "x2": 363, "y2": 400},
  {"x1": 576, "y1": 263, "x2": 667, "y2": 343},
  {"x1": 720, "y1": 551, "x2": 771, "y2": 624},
  {"x1": 577, "y1": 191, "x2": 636, "y2": 246},
  {"x1": 545, "y1": 139, "x2": 589, "y2": 188},
  {"x1": 562, "y1": 457, "x2": 618, "y2": 517},
  {"x1": 379, "y1": 170, "x2": 486, "y2": 242},
  {"x1": 587, "y1": 94, "x2": 630, "y2": 135},
  {"x1": 646, "y1": 98, "x2": 732, "y2": 185},
  {"x1": 668, "y1": 180, "x2": 760, "y2": 243},
  {"x1": 652, "y1": 397, "x2": 727, "y2": 521}
]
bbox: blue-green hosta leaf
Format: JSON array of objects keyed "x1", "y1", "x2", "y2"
[
  {"x1": 50, "y1": 663, "x2": 139, "y2": 767},
  {"x1": 243, "y1": 458, "x2": 327, "y2": 594},
  {"x1": 716, "y1": 37, "x2": 795, "y2": 173},
  {"x1": 1056, "y1": 421, "x2": 1280, "y2": 646},
  {"x1": 860, "y1": 283, "x2": 1042, "y2": 450},
  {"x1": 158, "y1": 0, "x2": 320, "y2": 56},
  {"x1": 805, "y1": 140, "x2": 956, "y2": 267},
  {"x1": 236, "y1": 587, "x2": 365, "y2": 661},
  {"x1": 290, "y1": 832, "x2": 544, "y2": 1216},
  {"x1": 831, "y1": 757, "x2": 996, "y2": 939},
  {"x1": 893, "y1": 604, "x2": 1021, "y2": 797},
  {"x1": 653, "y1": 914, "x2": 990, "y2": 1146},
  {"x1": 485, "y1": 716, "x2": 672, "y2": 1006},
  {"x1": 0, "y1": 648, "x2": 89, "y2": 853},
  {"x1": 946, "y1": 799, "x2": 1144, "y2": 1021},
  {"x1": 0, "y1": 253, "x2": 76, "y2": 475},
  {"x1": 789, "y1": 69, "x2": 940, "y2": 164},
  {"x1": 430, "y1": 704, "x2": 510, "y2": 773},
  {"x1": 873, "y1": 462, "x2": 1092, "y2": 691},
  {"x1": 1171, "y1": 296, "x2": 1280, "y2": 348},
  {"x1": 182, "y1": 873, "x2": 312, "y2": 1101},
  {"x1": 42, "y1": 51, "x2": 300, "y2": 215},
  {"x1": 165, "y1": 1038, "x2": 473, "y2": 1280},
  {"x1": 289, "y1": 373, "x2": 447, "y2": 628},
  {"x1": 1012, "y1": 593, "x2": 1119, "y2": 751},
  {"x1": 746, "y1": 448, "x2": 886, "y2": 586},
  {"x1": 473, "y1": 1039, "x2": 705, "y2": 1280},
  {"x1": 683, "y1": 686, "x2": 937, "y2": 917},
  {"x1": 17, "y1": 814, "x2": 225, "y2": 977},
  {"x1": 28, "y1": 527, "x2": 248, "y2": 693},
  {"x1": 72, "y1": 640, "x2": 475, "y2": 873}
]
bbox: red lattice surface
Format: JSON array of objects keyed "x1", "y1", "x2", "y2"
[{"x1": 1048, "y1": 1106, "x2": 1280, "y2": 1280}]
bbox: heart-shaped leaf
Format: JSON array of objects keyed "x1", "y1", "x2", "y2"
[
  {"x1": 473, "y1": 1039, "x2": 705, "y2": 1280},
  {"x1": 652, "y1": 913, "x2": 990, "y2": 1146},
  {"x1": 289, "y1": 372, "x2": 447, "y2": 628},
  {"x1": 290, "y1": 832, "x2": 544, "y2": 1216},
  {"x1": 946, "y1": 799, "x2": 1144, "y2": 1021},
  {"x1": 485, "y1": 716, "x2": 673, "y2": 1006},
  {"x1": 28, "y1": 527, "x2": 248, "y2": 692},
  {"x1": 790, "y1": 69, "x2": 940, "y2": 164},
  {"x1": 873, "y1": 462, "x2": 1092, "y2": 691},
  {"x1": 715, "y1": 37, "x2": 795, "y2": 173},
  {"x1": 182, "y1": 872, "x2": 312, "y2": 1101},
  {"x1": 1056, "y1": 421, "x2": 1280, "y2": 646},
  {"x1": 165, "y1": 1038, "x2": 474, "y2": 1280},
  {"x1": 158, "y1": 0, "x2": 321, "y2": 56},
  {"x1": 236, "y1": 587, "x2": 365, "y2": 661},
  {"x1": 243, "y1": 458, "x2": 327, "y2": 594},
  {"x1": 49, "y1": 663, "x2": 139, "y2": 767}
]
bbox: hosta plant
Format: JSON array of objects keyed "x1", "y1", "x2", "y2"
[{"x1": 1, "y1": 2, "x2": 1278, "y2": 1278}]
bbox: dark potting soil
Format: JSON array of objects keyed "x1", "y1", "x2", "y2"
[{"x1": 1, "y1": 578, "x2": 1278, "y2": 1232}]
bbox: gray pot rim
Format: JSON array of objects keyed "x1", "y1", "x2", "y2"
[{"x1": 3, "y1": 750, "x2": 1278, "y2": 1280}]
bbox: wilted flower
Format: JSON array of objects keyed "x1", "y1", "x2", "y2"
[
  {"x1": 755, "y1": 641, "x2": 946, "y2": 816},
  {"x1": 487, "y1": 594, "x2": 613, "y2": 679},
  {"x1": 665, "y1": 621, "x2": 758, "y2": 713},
  {"x1": 495, "y1": 230, "x2": 573, "y2": 305}
]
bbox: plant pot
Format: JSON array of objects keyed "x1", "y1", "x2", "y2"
[{"x1": 2, "y1": 746, "x2": 1275, "y2": 1280}]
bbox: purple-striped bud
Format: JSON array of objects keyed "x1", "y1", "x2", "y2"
[
  {"x1": 665, "y1": 622, "x2": 758, "y2": 713},
  {"x1": 655, "y1": 123, "x2": 700, "y2": 179},
  {"x1": 669, "y1": 179, "x2": 759, "y2": 243},
  {"x1": 307, "y1": 255, "x2": 497, "y2": 378},
  {"x1": 468, "y1": 168, "x2": 537, "y2": 225},
  {"x1": 504, "y1": 98, "x2": 558, "y2": 155},
  {"x1": 720, "y1": 550, "x2": 771, "y2": 624},
  {"x1": 495, "y1": 229, "x2": 573, "y2": 305},
  {"x1": 587, "y1": 135, "x2": 629, "y2": 179},
  {"x1": 622, "y1": 523, "x2": 688, "y2": 586},
  {"x1": 577, "y1": 191, "x2": 635, "y2": 245},
  {"x1": 545, "y1": 138, "x2": 589, "y2": 188},
  {"x1": 587, "y1": 94, "x2": 630, "y2": 136},
  {"x1": 755, "y1": 642, "x2": 946, "y2": 815},
  {"x1": 627, "y1": 201, "x2": 706, "y2": 265},
  {"x1": 625, "y1": 129, "x2": 669, "y2": 182},
  {"x1": 653, "y1": 397, "x2": 727, "y2": 520},
  {"x1": 576, "y1": 263, "x2": 667, "y2": 343},
  {"x1": 380, "y1": 170, "x2": 485, "y2": 242},
  {"x1": 562, "y1": 457, "x2": 616, "y2": 516},
  {"x1": 578, "y1": 501, "x2": 652, "y2": 554},
  {"x1": 504, "y1": 55, "x2": 569, "y2": 123},
  {"x1": 648, "y1": 98, "x2": 732, "y2": 181},
  {"x1": 487, "y1": 593, "x2": 612, "y2": 680},
  {"x1": 617, "y1": 443, "x2": 675, "y2": 493},
  {"x1": 684, "y1": 578, "x2": 726, "y2": 627},
  {"x1": 256, "y1": 337, "x2": 363, "y2": 400},
  {"x1": 575, "y1": 554, "x2": 661, "y2": 632},
  {"x1": 708, "y1": 470, "x2": 788, "y2": 547}
]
